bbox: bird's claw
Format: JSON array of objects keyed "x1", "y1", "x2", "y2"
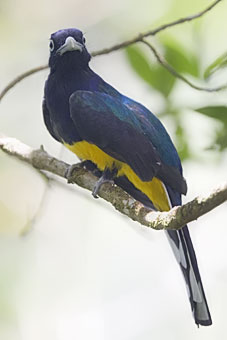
[
  {"x1": 65, "y1": 163, "x2": 79, "y2": 183},
  {"x1": 92, "y1": 177, "x2": 114, "y2": 198},
  {"x1": 65, "y1": 161, "x2": 94, "y2": 183}
]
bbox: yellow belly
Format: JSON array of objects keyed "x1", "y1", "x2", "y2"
[{"x1": 65, "y1": 141, "x2": 170, "y2": 211}]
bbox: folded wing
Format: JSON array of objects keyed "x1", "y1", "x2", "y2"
[{"x1": 69, "y1": 90, "x2": 186, "y2": 194}]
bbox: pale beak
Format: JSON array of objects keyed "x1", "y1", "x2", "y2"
[{"x1": 57, "y1": 36, "x2": 83, "y2": 56}]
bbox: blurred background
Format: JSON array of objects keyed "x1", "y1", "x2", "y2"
[{"x1": 0, "y1": 0, "x2": 227, "y2": 339}]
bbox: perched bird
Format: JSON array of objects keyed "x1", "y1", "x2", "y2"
[{"x1": 43, "y1": 28, "x2": 212, "y2": 326}]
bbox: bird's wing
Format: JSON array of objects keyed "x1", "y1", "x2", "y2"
[
  {"x1": 42, "y1": 98, "x2": 61, "y2": 142},
  {"x1": 69, "y1": 90, "x2": 186, "y2": 194}
]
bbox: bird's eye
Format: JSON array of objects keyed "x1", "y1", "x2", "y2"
[
  {"x1": 49, "y1": 39, "x2": 55, "y2": 52},
  {"x1": 82, "y1": 37, "x2": 86, "y2": 44}
]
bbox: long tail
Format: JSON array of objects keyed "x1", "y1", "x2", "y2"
[
  {"x1": 116, "y1": 176, "x2": 212, "y2": 325},
  {"x1": 101, "y1": 172, "x2": 212, "y2": 326},
  {"x1": 166, "y1": 227, "x2": 212, "y2": 326},
  {"x1": 164, "y1": 184, "x2": 212, "y2": 326}
]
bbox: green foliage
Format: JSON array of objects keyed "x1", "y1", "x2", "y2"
[
  {"x1": 126, "y1": 38, "x2": 200, "y2": 99},
  {"x1": 161, "y1": 38, "x2": 199, "y2": 77},
  {"x1": 195, "y1": 106, "x2": 227, "y2": 125},
  {"x1": 175, "y1": 119, "x2": 191, "y2": 161},
  {"x1": 214, "y1": 125, "x2": 227, "y2": 151},
  {"x1": 195, "y1": 106, "x2": 227, "y2": 151},
  {"x1": 125, "y1": 36, "x2": 227, "y2": 159},
  {"x1": 204, "y1": 52, "x2": 227, "y2": 79},
  {"x1": 126, "y1": 45, "x2": 175, "y2": 97}
]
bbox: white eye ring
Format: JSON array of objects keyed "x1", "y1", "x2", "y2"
[
  {"x1": 49, "y1": 39, "x2": 54, "y2": 52},
  {"x1": 82, "y1": 37, "x2": 86, "y2": 44}
]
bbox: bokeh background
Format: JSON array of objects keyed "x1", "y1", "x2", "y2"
[{"x1": 0, "y1": 0, "x2": 227, "y2": 339}]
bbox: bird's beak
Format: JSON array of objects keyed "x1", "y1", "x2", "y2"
[{"x1": 57, "y1": 36, "x2": 83, "y2": 56}]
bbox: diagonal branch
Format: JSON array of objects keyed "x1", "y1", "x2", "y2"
[
  {"x1": 142, "y1": 39, "x2": 227, "y2": 92},
  {"x1": 0, "y1": 0, "x2": 223, "y2": 101},
  {"x1": 0, "y1": 136, "x2": 226, "y2": 231},
  {"x1": 92, "y1": 0, "x2": 222, "y2": 56},
  {"x1": 0, "y1": 65, "x2": 48, "y2": 101}
]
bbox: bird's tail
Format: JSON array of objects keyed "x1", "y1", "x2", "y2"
[
  {"x1": 110, "y1": 174, "x2": 212, "y2": 325},
  {"x1": 166, "y1": 227, "x2": 212, "y2": 326}
]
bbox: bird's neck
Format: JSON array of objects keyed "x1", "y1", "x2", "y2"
[{"x1": 50, "y1": 61, "x2": 100, "y2": 93}]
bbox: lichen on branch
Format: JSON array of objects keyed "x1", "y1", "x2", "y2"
[{"x1": 1, "y1": 136, "x2": 226, "y2": 231}]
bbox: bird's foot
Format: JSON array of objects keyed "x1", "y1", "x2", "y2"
[
  {"x1": 65, "y1": 162, "x2": 85, "y2": 183},
  {"x1": 92, "y1": 176, "x2": 114, "y2": 198},
  {"x1": 92, "y1": 168, "x2": 117, "y2": 198}
]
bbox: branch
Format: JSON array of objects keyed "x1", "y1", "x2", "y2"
[
  {"x1": 142, "y1": 39, "x2": 227, "y2": 92},
  {"x1": 0, "y1": 0, "x2": 223, "y2": 101},
  {"x1": 92, "y1": 0, "x2": 222, "y2": 56},
  {"x1": 0, "y1": 65, "x2": 48, "y2": 102},
  {"x1": 1, "y1": 136, "x2": 226, "y2": 231}
]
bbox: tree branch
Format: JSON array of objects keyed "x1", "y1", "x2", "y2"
[
  {"x1": 92, "y1": 0, "x2": 222, "y2": 56},
  {"x1": 0, "y1": 65, "x2": 48, "y2": 102},
  {"x1": 142, "y1": 39, "x2": 227, "y2": 92},
  {"x1": 0, "y1": 0, "x2": 223, "y2": 101},
  {"x1": 1, "y1": 136, "x2": 226, "y2": 231}
]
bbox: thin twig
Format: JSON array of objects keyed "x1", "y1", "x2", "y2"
[
  {"x1": 0, "y1": 0, "x2": 222, "y2": 102},
  {"x1": 0, "y1": 65, "x2": 48, "y2": 101},
  {"x1": 0, "y1": 136, "x2": 226, "y2": 231},
  {"x1": 92, "y1": 0, "x2": 222, "y2": 56},
  {"x1": 142, "y1": 39, "x2": 227, "y2": 92}
]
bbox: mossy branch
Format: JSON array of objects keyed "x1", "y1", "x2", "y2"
[{"x1": 1, "y1": 136, "x2": 226, "y2": 230}]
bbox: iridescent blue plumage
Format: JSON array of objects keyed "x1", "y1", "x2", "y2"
[{"x1": 43, "y1": 28, "x2": 212, "y2": 326}]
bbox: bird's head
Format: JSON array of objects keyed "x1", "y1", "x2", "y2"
[{"x1": 48, "y1": 28, "x2": 91, "y2": 71}]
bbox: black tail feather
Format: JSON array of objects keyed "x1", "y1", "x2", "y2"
[
  {"x1": 167, "y1": 228, "x2": 212, "y2": 326},
  {"x1": 85, "y1": 166, "x2": 212, "y2": 326}
]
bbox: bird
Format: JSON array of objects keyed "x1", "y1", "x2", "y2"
[{"x1": 43, "y1": 28, "x2": 212, "y2": 326}]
